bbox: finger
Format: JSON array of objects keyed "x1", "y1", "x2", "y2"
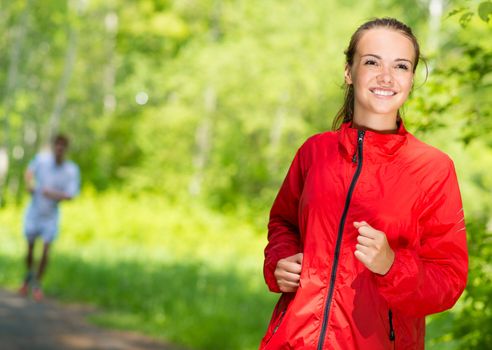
[
  {"x1": 357, "y1": 235, "x2": 374, "y2": 247},
  {"x1": 286, "y1": 252, "x2": 304, "y2": 264},
  {"x1": 353, "y1": 221, "x2": 369, "y2": 229},
  {"x1": 278, "y1": 261, "x2": 302, "y2": 274},
  {"x1": 279, "y1": 279, "x2": 300, "y2": 287},
  {"x1": 279, "y1": 284, "x2": 299, "y2": 293},
  {"x1": 354, "y1": 250, "x2": 370, "y2": 265},
  {"x1": 355, "y1": 244, "x2": 372, "y2": 255},
  {"x1": 275, "y1": 266, "x2": 301, "y2": 280},
  {"x1": 355, "y1": 249, "x2": 376, "y2": 269},
  {"x1": 279, "y1": 271, "x2": 301, "y2": 283},
  {"x1": 278, "y1": 281, "x2": 300, "y2": 292},
  {"x1": 356, "y1": 225, "x2": 379, "y2": 238}
]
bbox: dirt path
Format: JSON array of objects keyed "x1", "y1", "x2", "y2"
[{"x1": 0, "y1": 289, "x2": 186, "y2": 350}]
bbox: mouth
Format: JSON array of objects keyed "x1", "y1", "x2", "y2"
[{"x1": 369, "y1": 88, "x2": 397, "y2": 97}]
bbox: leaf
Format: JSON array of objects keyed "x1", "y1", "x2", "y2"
[
  {"x1": 447, "y1": 7, "x2": 468, "y2": 18},
  {"x1": 459, "y1": 11, "x2": 475, "y2": 27},
  {"x1": 478, "y1": 1, "x2": 492, "y2": 22}
]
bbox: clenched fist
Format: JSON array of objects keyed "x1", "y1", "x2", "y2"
[
  {"x1": 354, "y1": 221, "x2": 395, "y2": 275},
  {"x1": 274, "y1": 253, "x2": 303, "y2": 293}
]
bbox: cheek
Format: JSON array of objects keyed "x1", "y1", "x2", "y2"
[
  {"x1": 399, "y1": 75, "x2": 414, "y2": 93},
  {"x1": 352, "y1": 71, "x2": 373, "y2": 89},
  {"x1": 355, "y1": 67, "x2": 371, "y2": 80}
]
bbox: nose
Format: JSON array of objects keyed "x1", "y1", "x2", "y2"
[{"x1": 377, "y1": 66, "x2": 393, "y2": 85}]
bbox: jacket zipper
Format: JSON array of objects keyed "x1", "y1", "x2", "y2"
[
  {"x1": 265, "y1": 309, "x2": 286, "y2": 345},
  {"x1": 273, "y1": 309, "x2": 286, "y2": 334},
  {"x1": 317, "y1": 129, "x2": 365, "y2": 350},
  {"x1": 389, "y1": 309, "x2": 395, "y2": 341}
]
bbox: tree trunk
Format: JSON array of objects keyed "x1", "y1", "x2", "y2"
[
  {"x1": 44, "y1": 0, "x2": 88, "y2": 143},
  {"x1": 103, "y1": 8, "x2": 118, "y2": 116},
  {"x1": 427, "y1": 0, "x2": 444, "y2": 71},
  {"x1": 45, "y1": 26, "x2": 78, "y2": 142},
  {"x1": 0, "y1": 0, "x2": 32, "y2": 206},
  {"x1": 189, "y1": 86, "x2": 216, "y2": 196},
  {"x1": 268, "y1": 92, "x2": 289, "y2": 176},
  {"x1": 188, "y1": 1, "x2": 222, "y2": 196}
]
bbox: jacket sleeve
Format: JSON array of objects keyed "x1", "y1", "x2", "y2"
[
  {"x1": 264, "y1": 148, "x2": 305, "y2": 293},
  {"x1": 375, "y1": 158, "x2": 468, "y2": 317}
]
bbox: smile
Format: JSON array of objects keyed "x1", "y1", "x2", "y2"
[{"x1": 370, "y1": 88, "x2": 397, "y2": 96}]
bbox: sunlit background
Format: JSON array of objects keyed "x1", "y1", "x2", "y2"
[{"x1": 0, "y1": 0, "x2": 491, "y2": 349}]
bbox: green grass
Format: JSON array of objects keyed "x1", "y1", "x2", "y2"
[{"x1": 0, "y1": 191, "x2": 277, "y2": 350}]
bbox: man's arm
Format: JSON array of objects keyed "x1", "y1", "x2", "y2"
[
  {"x1": 41, "y1": 188, "x2": 73, "y2": 201},
  {"x1": 25, "y1": 169, "x2": 35, "y2": 194},
  {"x1": 42, "y1": 165, "x2": 80, "y2": 202}
]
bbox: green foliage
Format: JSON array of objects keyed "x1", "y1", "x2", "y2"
[
  {"x1": 407, "y1": 19, "x2": 492, "y2": 138},
  {"x1": 478, "y1": 1, "x2": 492, "y2": 22},
  {"x1": 448, "y1": 0, "x2": 492, "y2": 25},
  {"x1": 0, "y1": 192, "x2": 275, "y2": 350},
  {"x1": 452, "y1": 217, "x2": 492, "y2": 348}
]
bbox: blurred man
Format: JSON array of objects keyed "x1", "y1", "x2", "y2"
[{"x1": 18, "y1": 134, "x2": 80, "y2": 301}]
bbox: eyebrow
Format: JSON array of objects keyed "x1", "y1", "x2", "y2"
[{"x1": 361, "y1": 54, "x2": 413, "y2": 65}]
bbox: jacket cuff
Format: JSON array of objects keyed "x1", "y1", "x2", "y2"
[
  {"x1": 375, "y1": 249, "x2": 421, "y2": 298},
  {"x1": 264, "y1": 254, "x2": 282, "y2": 293}
]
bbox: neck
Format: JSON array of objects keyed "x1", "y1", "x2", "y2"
[{"x1": 352, "y1": 114, "x2": 398, "y2": 134}]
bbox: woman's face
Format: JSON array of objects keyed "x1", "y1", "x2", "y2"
[{"x1": 345, "y1": 28, "x2": 415, "y2": 122}]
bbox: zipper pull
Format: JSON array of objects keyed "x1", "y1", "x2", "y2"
[
  {"x1": 273, "y1": 310, "x2": 286, "y2": 334},
  {"x1": 352, "y1": 130, "x2": 365, "y2": 163},
  {"x1": 358, "y1": 130, "x2": 365, "y2": 143}
]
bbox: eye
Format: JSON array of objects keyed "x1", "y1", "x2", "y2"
[
  {"x1": 396, "y1": 63, "x2": 410, "y2": 71},
  {"x1": 364, "y1": 59, "x2": 378, "y2": 66}
]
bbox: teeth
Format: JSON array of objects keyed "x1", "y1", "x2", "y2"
[{"x1": 372, "y1": 89, "x2": 395, "y2": 96}]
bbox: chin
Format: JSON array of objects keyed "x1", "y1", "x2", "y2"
[
  {"x1": 373, "y1": 101, "x2": 406, "y2": 114},
  {"x1": 370, "y1": 107, "x2": 400, "y2": 117}
]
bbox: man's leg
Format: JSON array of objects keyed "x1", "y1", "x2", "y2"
[
  {"x1": 26, "y1": 241, "x2": 35, "y2": 271},
  {"x1": 18, "y1": 240, "x2": 35, "y2": 296},
  {"x1": 36, "y1": 242, "x2": 51, "y2": 282},
  {"x1": 32, "y1": 242, "x2": 50, "y2": 301},
  {"x1": 21, "y1": 210, "x2": 38, "y2": 296}
]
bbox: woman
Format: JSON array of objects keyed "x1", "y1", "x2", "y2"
[{"x1": 260, "y1": 18, "x2": 468, "y2": 350}]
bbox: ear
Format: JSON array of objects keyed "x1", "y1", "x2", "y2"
[{"x1": 344, "y1": 64, "x2": 353, "y2": 85}]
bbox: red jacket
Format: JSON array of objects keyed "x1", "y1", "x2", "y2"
[{"x1": 260, "y1": 122, "x2": 468, "y2": 350}]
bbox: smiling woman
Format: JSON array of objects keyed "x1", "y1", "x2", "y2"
[
  {"x1": 335, "y1": 17, "x2": 423, "y2": 132},
  {"x1": 260, "y1": 17, "x2": 468, "y2": 350},
  {"x1": 345, "y1": 28, "x2": 415, "y2": 131}
]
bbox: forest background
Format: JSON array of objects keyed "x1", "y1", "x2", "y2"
[{"x1": 0, "y1": 0, "x2": 491, "y2": 349}]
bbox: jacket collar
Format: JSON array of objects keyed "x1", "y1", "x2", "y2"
[{"x1": 338, "y1": 120, "x2": 408, "y2": 162}]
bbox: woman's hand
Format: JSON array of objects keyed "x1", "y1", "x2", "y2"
[
  {"x1": 274, "y1": 253, "x2": 303, "y2": 292},
  {"x1": 354, "y1": 221, "x2": 395, "y2": 275}
]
